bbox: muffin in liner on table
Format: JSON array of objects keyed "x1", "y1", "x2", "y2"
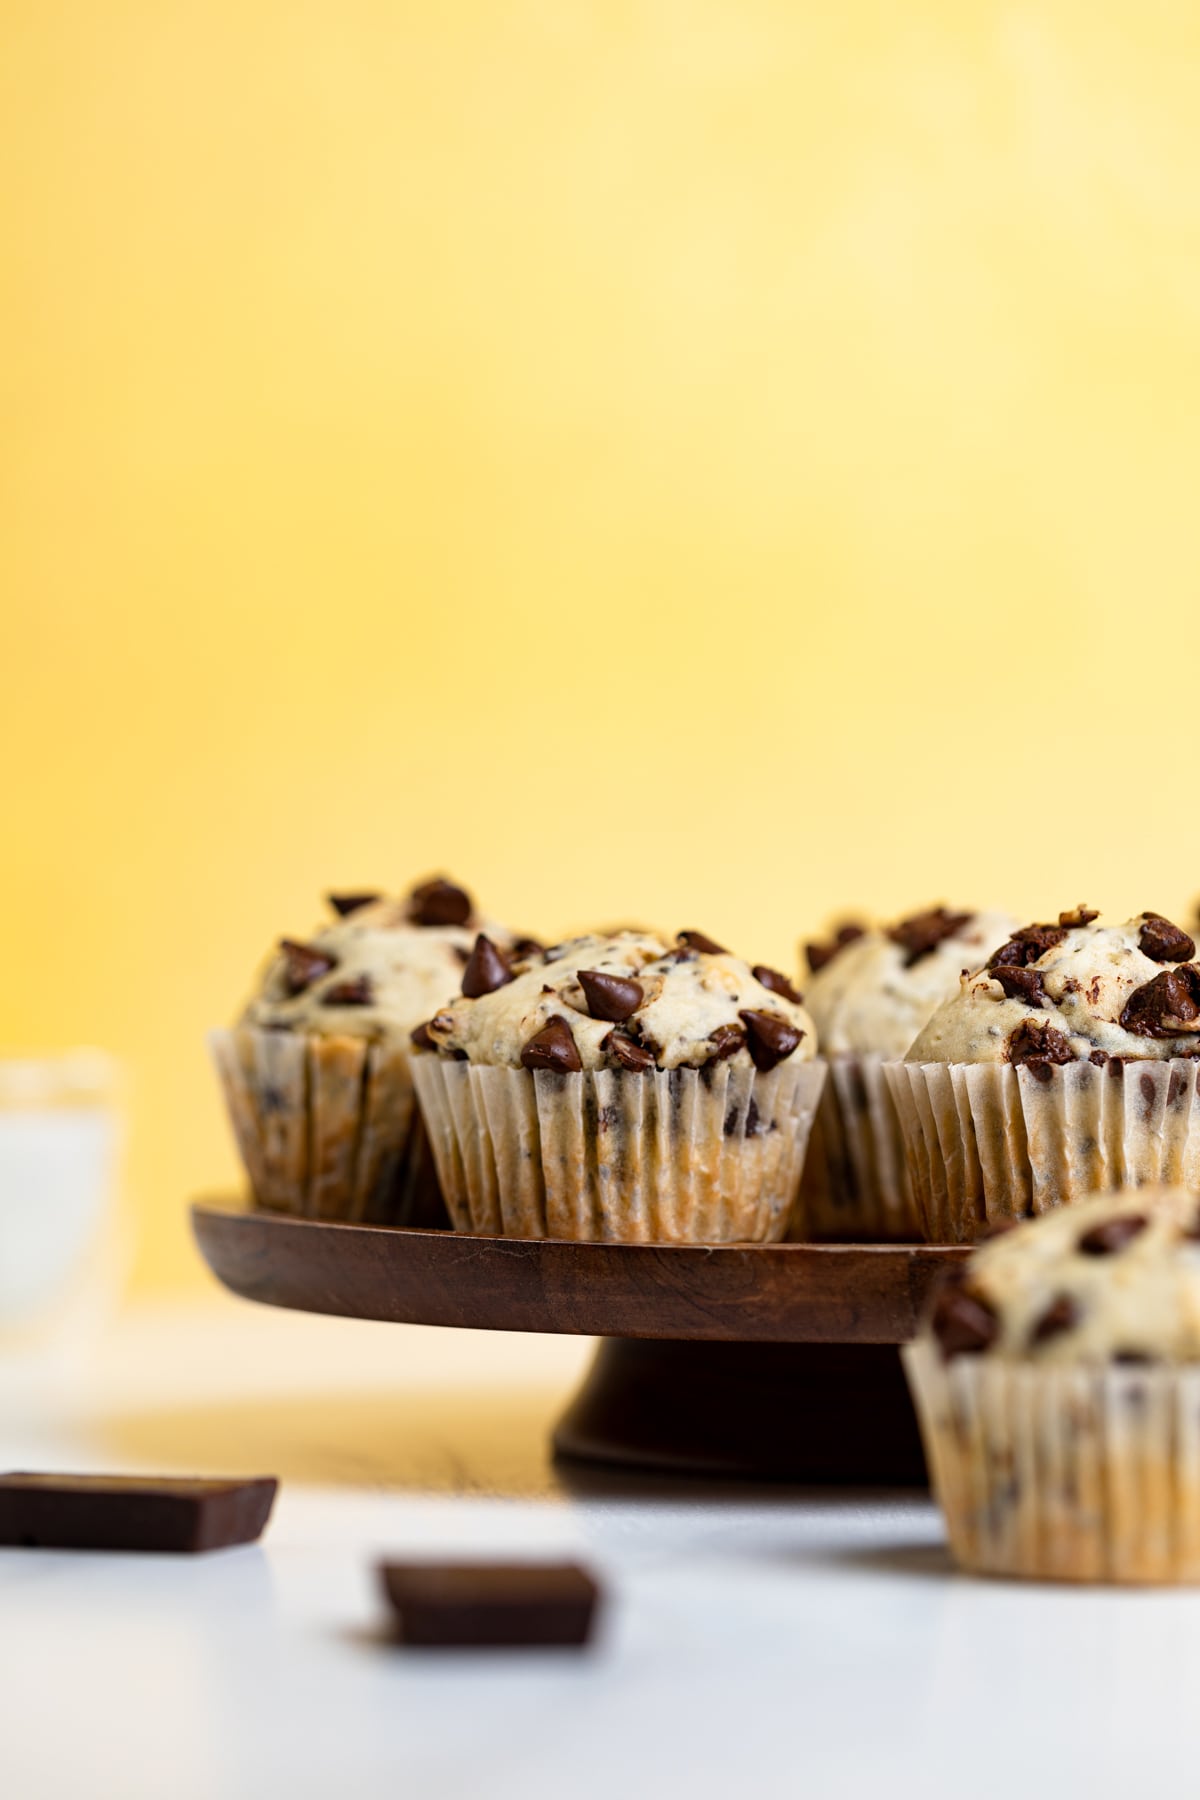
[
  {"x1": 905, "y1": 1187, "x2": 1200, "y2": 1583},
  {"x1": 409, "y1": 928, "x2": 824, "y2": 1242},
  {"x1": 887, "y1": 908, "x2": 1200, "y2": 1243},
  {"x1": 795, "y1": 907, "x2": 1015, "y2": 1241},
  {"x1": 210, "y1": 877, "x2": 529, "y2": 1223}
]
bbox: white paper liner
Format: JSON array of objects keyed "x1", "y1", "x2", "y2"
[
  {"x1": 208, "y1": 1026, "x2": 427, "y2": 1223},
  {"x1": 410, "y1": 1057, "x2": 826, "y2": 1242},
  {"x1": 904, "y1": 1341, "x2": 1200, "y2": 1583},
  {"x1": 792, "y1": 1055, "x2": 921, "y2": 1241},
  {"x1": 885, "y1": 1058, "x2": 1200, "y2": 1243}
]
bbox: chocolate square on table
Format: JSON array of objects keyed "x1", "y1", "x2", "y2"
[
  {"x1": 379, "y1": 1561, "x2": 601, "y2": 1649},
  {"x1": 0, "y1": 1474, "x2": 278, "y2": 1553}
]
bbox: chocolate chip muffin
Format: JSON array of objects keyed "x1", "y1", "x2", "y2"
[
  {"x1": 408, "y1": 929, "x2": 824, "y2": 1242},
  {"x1": 888, "y1": 908, "x2": 1200, "y2": 1241},
  {"x1": 795, "y1": 907, "x2": 1016, "y2": 1241},
  {"x1": 905, "y1": 1187, "x2": 1200, "y2": 1582},
  {"x1": 210, "y1": 877, "x2": 525, "y2": 1222}
]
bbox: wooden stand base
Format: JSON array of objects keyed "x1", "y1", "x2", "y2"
[{"x1": 552, "y1": 1340, "x2": 928, "y2": 1484}]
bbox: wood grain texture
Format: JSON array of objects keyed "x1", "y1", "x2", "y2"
[{"x1": 191, "y1": 1201, "x2": 967, "y2": 1345}]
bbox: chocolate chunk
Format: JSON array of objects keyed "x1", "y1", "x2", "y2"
[
  {"x1": 1058, "y1": 905, "x2": 1099, "y2": 928},
  {"x1": 578, "y1": 970, "x2": 643, "y2": 1023},
  {"x1": 1078, "y1": 1213, "x2": 1147, "y2": 1256},
  {"x1": 321, "y1": 975, "x2": 374, "y2": 1006},
  {"x1": 1089, "y1": 1049, "x2": 1109, "y2": 1067},
  {"x1": 327, "y1": 892, "x2": 380, "y2": 918},
  {"x1": 805, "y1": 923, "x2": 866, "y2": 975},
  {"x1": 1007, "y1": 1018, "x2": 1073, "y2": 1068},
  {"x1": 738, "y1": 1010, "x2": 803, "y2": 1071},
  {"x1": 991, "y1": 966, "x2": 1048, "y2": 1007},
  {"x1": 988, "y1": 924, "x2": 1067, "y2": 969},
  {"x1": 708, "y1": 1023, "x2": 747, "y2": 1062},
  {"x1": 0, "y1": 1474, "x2": 277, "y2": 1554},
  {"x1": 1031, "y1": 1294, "x2": 1078, "y2": 1346},
  {"x1": 678, "y1": 930, "x2": 728, "y2": 956},
  {"x1": 520, "y1": 1017, "x2": 583, "y2": 1073},
  {"x1": 1120, "y1": 966, "x2": 1200, "y2": 1037},
  {"x1": 605, "y1": 1031, "x2": 655, "y2": 1072},
  {"x1": 461, "y1": 934, "x2": 514, "y2": 999},
  {"x1": 408, "y1": 877, "x2": 473, "y2": 928},
  {"x1": 752, "y1": 965, "x2": 804, "y2": 1005},
  {"x1": 509, "y1": 937, "x2": 545, "y2": 962},
  {"x1": 886, "y1": 907, "x2": 972, "y2": 968},
  {"x1": 930, "y1": 1281, "x2": 999, "y2": 1357},
  {"x1": 1138, "y1": 913, "x2": 1196, "y2": 964},
  {"x1": 378, "y1": 1561, "x2": 600, "y2": 1650},
  {"x1": 410, "y1": 1021, "x2": 435, "y2": 1051},
  {"x1": 279, "y1": 938, "x2": 337, "y2": 996}
]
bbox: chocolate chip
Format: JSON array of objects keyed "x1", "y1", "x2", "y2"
[
  {"x1": 1078, "y1": 1213, "x2": 1147, "y2": 1256},
  {"x1": 521, "y1": 1017, "x2": 583, "y2": 1074},
  {"x1": 1089, "y1": 1049, "x2": 1109, "y2": 1067},
  {"x1": 988, "y1": 924, "x2": 1067, "y2": 969},
  {"x1": 991, "y1": 966, "x2": 1048, "y2": 1007},
  {"x1": 279, "y1": 939, "x2": 337, "y2": 996},
  {"x1": 752, "y1": 965, "x2": 804, "y2": 1006},
  {"x1": 605, "y1": 1031, "x2": 655, "y2": 1073},
  {"x1": 1138, "y1": 913, "x2": 1196, "y2": 964},
  {"x1": 1031, "y1": 1294, "x2": 1078, "y2": 1346},
  {"x1": 326, "y1": 892, "x2": 380, "y2": 918},
  {"x1": 1007, "y1": 1018, "x2": 1073, "y2": 1068},
  {"x1": 408, "y1": 877, "x2": 473, "y2": 928},
  {"x1": 509, "y1": 937, "x2": 545, "y2": 961},
  {"x1": 1120, "y1": 966, "x2": 1200, "y2": 1037},
  {"x1": 1058, "y1": 905, "x2": 1098, "y2": 928},
  {"x1": 930, "y1": 1281, "x2": 999, "y2": 1357},
  {"x1": 738, "y1": 1010, "x2": 803, "y2": 1071},
  {"x1": 886, "y1": 907, "x2": 972, "y2": 968},
  {"x1": 708, "y1": 1023, "x2": 747, "y2": 1062},
  {"x1": 805, "y1": 923, "x2": 866, "y2": 975},
  {"x1": 321, "y1": 975, "x2": 374, "y2": 1006},
  {"x1": 578, "y1": 970, "x2": 643, "y2": 1023},
  {"x1": 461, "y1": 934, "x2": 514, "y2": 999},
  {"x1": 410, "y1": 1022, "x2": 435, "y2": 1051},
  {"x1": 678, "y1": 930, "x2": 728, "y2": 956}
]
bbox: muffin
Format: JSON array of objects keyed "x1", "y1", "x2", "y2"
[
  {"x1": 408, "y1": 928, "x2": 824, "y2": 1242},
  {"x1": 795, "y1": 907, "x2": 1016, "y2": 1240},
  {"x1": 887, "y1": 907, "x2": 1200, "y2": 1242},
  {"x1": 905, "y1": 1186, "x2": 1200, "y2": 1582},
  {"x1": 210, "y1": 877, "x2": 528, "y2": 1222}
]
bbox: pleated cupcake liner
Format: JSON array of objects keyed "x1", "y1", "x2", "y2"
[
  {"x1": 209, "y1": 1025, "x2": 440, "y2": 1224},
  {"x1": 904, "y1": 1342, "x2": 1200, "y2": 1583},
  {"x1": 409, "y1": 1057, "x2": 826, "y2": 1243},
  {"x1": 791, "y1": 1054, "x2": 922, "y2": 1242},
  {"x1": 885, "y1": 1058, "x2": 1200, "y2": 1244}
]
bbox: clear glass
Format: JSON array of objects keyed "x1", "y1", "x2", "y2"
[{"x1": 0, "y1": 1050, "x2": 123, "y2": 1365}]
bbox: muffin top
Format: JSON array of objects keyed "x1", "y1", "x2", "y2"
[
  {"x1": 803, "y1": 907, "x2": 1017, "y2": 1059},
  {"x1": 242, "y1": 877, "x2": 529, "y2": 1044},
  {"x1": 925, "y1": 1187, "x2": 1200, "y2": 1365},
  {"x1": 415, "y1": 929, "x2": 816, "y2": 1074},
  {"x1": 906, "y1": 908, "x2": 1200, "y2": 1067}
]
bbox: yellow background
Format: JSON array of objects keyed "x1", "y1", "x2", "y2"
[{"x1": 4, "y1": 2, "x2": 1199, "y2": 1289}]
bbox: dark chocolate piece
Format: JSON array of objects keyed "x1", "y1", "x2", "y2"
[
  {"x1": 1007, "y1": 1018, "x2": 1073, "y2": 1069},
  {"x1": 677, "y1": 930, "x2": 728, "y2": 956},
  {"x1": 578, "y1": 970, "x2": 643, "y2": 1023},
  {"x1": 1058, "y1": 905, "x2": 1098, "y2": 928},
  {"x1": 930, "y1": 1279, "x2": 998, "y2": 1357},
  {"x1": 752, "y1": 964, "x2": 803, "y2": 1006},
  {"x1": 738, "y1": 1009, "x2": 803, "y2": 1071},
  {"x1": 520, "y1": 1017, "x2": 583, "y2": 1073},
  {"x1": 378, "y1": 1561, "x2": 600, "y2": 1649},
  {"x1": 279, "y1": 939, "x2": 336, "y2": 996},
  {"x1": 988, "y1": 924, "x2": 1067, "y2": 970},
  {"x1": 991, "y1": 966, "x2": 1048, "y2": 1007},
  {"x1": 408, "y1": 877, "x2": 473, "y2": 928},
  {"x1": 805, "y1": 923, "x2": 865, "y2": 975},
  {"x1": 321, "y1": 975, "x2": 374, "y2": 1006},
  {"x1": 1138, "y1": 913, "x2": 1196, "y2": 964},
  {"x1": 605, "y1": 1031, "x2": 655, "y2": 1072},
  {"x1": 461, "y1": 934, "x2": 514, "y2": 999},
  {"x1": 708, "y1": 1023, "x2": 747, "y2": 1062},
  {"x1": 886, "y1": 906, "x2": 972, "y2": 967},
  {"x1": 1120, "y1": 966, "x2": 1200, "y2": 1037},
  {"x1": 1078, "y1": 1213, "x2": 1147, "y2": 1256},
  {"x1": 1031, "y1": 1293, "x2": 1079, "y2": 1346},
  {"x1": 410, "y1": 1021, "x2": 435, "y2": 1051},
  {"x1": 0, "y1": 1474, "x2": 277, "y2": 1554},
  {"x1": 326, "y1": 892, "x2": 380, "y2": 918}
]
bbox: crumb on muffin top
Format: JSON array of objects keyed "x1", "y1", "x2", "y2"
[
  {"x1": 413, "y1": 929, "x2": 816, "y2": 1074},
  {"x1": 803, "y1": 907, "x2": 1017, "y2": 1060},
  {"x1": 925, "y1": 1186, "x2": 1200, "y2": 1364},
  {"x1": 906, "y1": 910, "x2": 1200, "y2": 1068}
]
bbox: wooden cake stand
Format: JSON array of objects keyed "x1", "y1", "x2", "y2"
[{"x1": 191, "y1": 1203, "x2": 966, "y2": 1483}]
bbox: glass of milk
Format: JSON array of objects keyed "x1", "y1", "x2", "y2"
[{"x1": 0, "y1": 1051, "x2": 122, "y2": 1355}]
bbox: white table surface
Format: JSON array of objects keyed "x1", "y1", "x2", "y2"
[{"x1": 1, "y1": 1292, "x2": 1197, "y2": 1800}]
